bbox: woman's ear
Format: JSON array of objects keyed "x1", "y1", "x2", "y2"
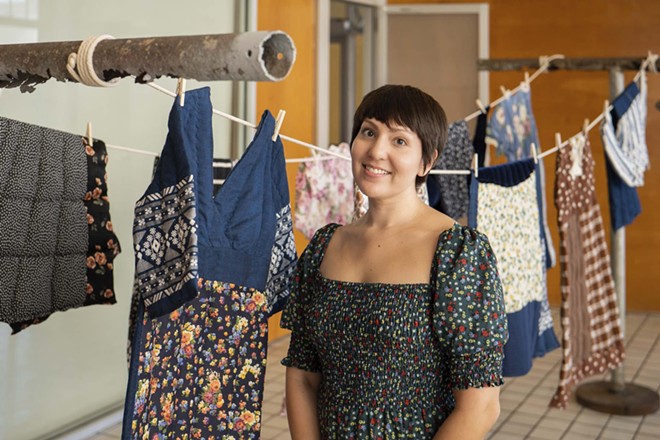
[{"x1": 418, "y1": 150, "x2": 439, "y2": 177}]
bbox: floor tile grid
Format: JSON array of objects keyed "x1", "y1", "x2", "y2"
[
  {"x1": 558, "y1": 313, "x2": 643, "y2": 440},
  {"x1": 487, "y1": 312, "x2": 660, "y2": 440},
  {"x1": 564, "y1": 314, "x2": 660, "y2": 440},
  {"x1": 605, "y1": 316, "x2": 660, "y2": 440},
  {"x1": 78, "y1": 312, "x2": 660, "y2": 440}
]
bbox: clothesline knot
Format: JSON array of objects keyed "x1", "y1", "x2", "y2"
[
  {"x1": 538, "y1": 54, "x2": 565, "y2": 73},
  {"x1": 66, "y1": 35, "x2": 120, "y2": 87}
]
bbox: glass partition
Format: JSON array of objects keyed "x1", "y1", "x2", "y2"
[{"x1": 0, "y1": 2, "x2": 240, "y2": 438}]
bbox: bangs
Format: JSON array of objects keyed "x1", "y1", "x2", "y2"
[{"x1": 352, "y1": 86, "x2": 424, "y2": 140}]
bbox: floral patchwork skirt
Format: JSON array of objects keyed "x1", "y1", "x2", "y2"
[{"x1": 125, "y1": 278, "x2": 269, "y2": 439}]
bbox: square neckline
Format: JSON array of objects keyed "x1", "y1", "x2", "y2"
[{"x1": 315, "y1": 222, "x2": 461, "y2": 287}]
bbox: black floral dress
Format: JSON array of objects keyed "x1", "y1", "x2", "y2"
[{"x1": 282, "y1": 223, "x2": 508, "y2": 439}]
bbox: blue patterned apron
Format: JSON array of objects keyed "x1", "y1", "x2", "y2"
[{"x1": 123, "y1": 88, "x2": 296, "y2": 439}]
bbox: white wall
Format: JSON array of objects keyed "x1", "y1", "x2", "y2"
[{"x1": 0, "y1": 2, "x2": 238, "y2": 438}]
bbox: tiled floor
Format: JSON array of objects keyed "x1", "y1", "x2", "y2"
[{"x1": 65, "y1": 311, "x2": 660, "y2": 440}]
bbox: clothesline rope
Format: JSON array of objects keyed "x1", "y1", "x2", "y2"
[
  {"x1": 463, "y1": 54, "x2": 566, "y2": 123},
  {"x1": 107, "y1": 50, "x2": 656, "y2": 174},
  {"x1": 112, "y1": 53, "x2": 574, "y2": 165},
  {"x1": 143, "y1": 82, "x2": 470, "y2": 175},
  {"x1": 106, "y1": 142, "x2": 158, "y2": 157}
]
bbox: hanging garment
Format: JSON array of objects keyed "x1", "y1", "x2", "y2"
[
  {"x1": 468, "y1": 159, "x2": 559, "y2": 376},
  {"x1": 152, "y1": 156, "x2": 235, "y2": 192},
  {"x1": 211, "y1": 158, "x2": 235, "y2": 189},
  {"x1": 123, "y1": 88, "x2": 296, "y2": 440},
  {"x1": 550, "y1": 134, "x2": 625, "y2": 408},
  {"x1": 426, "y1": 171, "x2": 442, "y2": 211},
  {"x1": 602, "y1": 71, "x2": 649, "y2": 187},
  {"x1": 282, "y1": 223, "x2": 508, "y2": 438},
  {"x1": 294, "y1": 143, "x2": 354, "y2": 240},
  {"x1": 605, "y1": 158, "x2": 641, "y2": 231},
  {"x1": 600, "y1": 73, "x2": 646, "y2": 230},
  {"x1": 473, "y1": 108, "x2": 489, "y2": 168},
  {"x1": 81, "y1": 137, "x2": 122, "y2": 305},
  {"x1": 486, "y1": 84, "x2": 540, "y2": 162},
  {"x1": 430, "y1": 120, "x2": 472, "y2": 220},
  {"x1": 128, "y1": 155, "x2": 237, "y2": 349},
  {"x1": 0, "y1": 118, "x2": 120, "y2": 333},
  {"x1": 485, "y1": 85, "x2": 556, "y2": 269}
]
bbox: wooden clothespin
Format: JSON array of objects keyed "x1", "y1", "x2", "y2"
[
  {"x1": 472, "y1": 153, "x2": 479, "y2": 178},
  {"x1": 524, "y1": 71, "x2": 530, "y2": 86},
  {"x1": 583, "y1": 118, "x2": 590, "y2": 134},
  {"x1": 500, "y1": 85, "x2": 509, "y2": 98},
  {"x1": 272, "y1": 109, "x2": 286, "y2": 141},
  {"x1": 86, "y1": 121, "x2": 93, "y2": 146},
  {"x1": 475, "y1": 99, "x2": 487, "y2": 114},
  {"x1": 530, "y1": 142, "x2": 538, "y2": 164},
  {"x1": 603, "y1": 99, "x2": 610, "y2": 117},
  {"x1": 176, "y1": 78, "x2": 186, "y2": 107},
  {"x1": 555, "y1": 132, "x2": 563, "y2": 151}
]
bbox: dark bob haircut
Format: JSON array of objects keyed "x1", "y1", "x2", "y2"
[{"x1": 350, "y1": 84, "x2": 448, "y2": 187}]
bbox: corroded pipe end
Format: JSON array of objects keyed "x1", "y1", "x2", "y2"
[
  {"x1": 260, "y1": 31, "x2": 296, "y2": 81},
  {"x1": 233, "y1": 30, "x2": 296, "y2": 82}
]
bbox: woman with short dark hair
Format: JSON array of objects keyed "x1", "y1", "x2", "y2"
[{"x1": 282, "y1": 84, "x2": 508, "y2": 440}]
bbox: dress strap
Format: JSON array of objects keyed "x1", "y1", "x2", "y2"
[{"x1": 307, "y1": 223, "x2": 341, "y2": 271}]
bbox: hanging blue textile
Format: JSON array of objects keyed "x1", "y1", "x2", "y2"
[
  {"x1": 123, "y1": 87, "x2": 296, "y2": 439},
  {"x1": 468, "y1": 159, "x2": 559, "y2": 376},
  {"x1": 472, "y1": 106, "x2": 489, "y2": 168},
  {"x1": 601, "y1": 79, "x2": 644, "y2": 230}
]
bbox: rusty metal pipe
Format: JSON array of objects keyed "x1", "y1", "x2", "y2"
[{"x1": 0, "y1": 31, "x2": 296, "y2": 92}]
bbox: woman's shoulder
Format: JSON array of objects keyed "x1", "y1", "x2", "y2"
[
  {"x1": 438, "y1": 223, "x2": 490, "y2": 245},
  {"x1": 422, "y1": 208, "x2": 494, "y2": 255},
  {"x1": 433, "y1": 223, "x2": 499, "y2": 280},
  {"x1": 301, "y1": 223, "x2": 343, "y2": 262},
  {"x1": 436, "y1": 223, "x2": 495, "y2": 256},
  {"x1": 312, "y1": 222, "x2": 342, "y2": 239}
]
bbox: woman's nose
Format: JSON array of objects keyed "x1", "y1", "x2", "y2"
[{"x1": 367, "y1": 135, "x2": 388, "y2": 159}]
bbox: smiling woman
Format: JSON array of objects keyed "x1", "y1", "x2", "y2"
[
  {"x1": 281, "y1": 84, "x2": 509, "y2": 440},
  {"x1": 351, "y1": 118, "x2": 424, "y2": 200}
]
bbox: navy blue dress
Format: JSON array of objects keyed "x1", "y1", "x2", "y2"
[{"x1": 123, "y1": 88, "x2": 296, "y2": 439}]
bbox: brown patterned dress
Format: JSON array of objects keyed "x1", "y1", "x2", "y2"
[{"x1": 551, "y1": 133, "x2": 625, "y2": 408}]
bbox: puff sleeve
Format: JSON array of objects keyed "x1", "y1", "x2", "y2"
[
  {"x1": 432, "y1": 226, "x2": 508, "y2": 389},
  {"x1": 280, "y1": 227, "x2": 330, "y2": 373}
]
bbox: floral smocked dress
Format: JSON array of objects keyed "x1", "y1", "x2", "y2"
[{"x1": 282, "y1": 223, "x2": 508, "y2": 439}]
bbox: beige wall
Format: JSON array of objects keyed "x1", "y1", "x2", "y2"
[{"x1": 0, "y1": 1, "x2": 237, "y2": 438}]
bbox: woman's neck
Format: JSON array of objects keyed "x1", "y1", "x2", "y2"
[{"x1": 359, "y1": 191, "x2": 428, "y2": 230}]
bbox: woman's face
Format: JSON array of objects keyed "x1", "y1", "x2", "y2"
[{"x1": 350, "y1": 118, "x2": 426, "y2": 201}]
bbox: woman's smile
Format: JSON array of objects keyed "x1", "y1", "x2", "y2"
[{"x1": 363, "y1": 164, "x2": 391, "y2": 176}]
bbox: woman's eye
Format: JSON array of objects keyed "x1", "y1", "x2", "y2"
[
  {"x1": 395, "y1": 138, "x2": 407, "y2": 146},
  {"x1": 361, "y1": 128, "x2": 375, "y2": 137}
]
